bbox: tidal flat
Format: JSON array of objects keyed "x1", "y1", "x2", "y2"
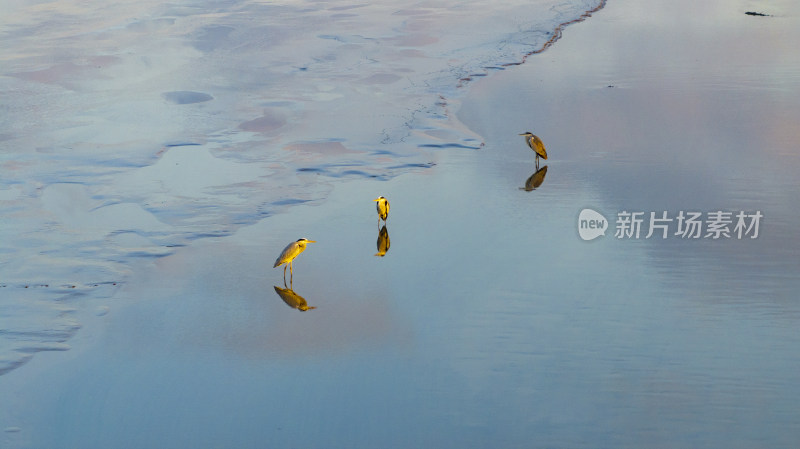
[{"x1": 2, "y1": 0, "x2": 800, "y2": 448}]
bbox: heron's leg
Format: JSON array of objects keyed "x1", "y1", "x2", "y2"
[
  {"x1": 283, "y1": 264, "x2": 287, "y2": 280},
  {"x1": 289, "y1": 261, "x2": 294, "y2": 277},
  {"x1": 535, "y1": 155, "x2": 540, "y2": 169}
]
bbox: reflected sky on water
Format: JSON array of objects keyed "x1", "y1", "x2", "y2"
[
  {"x1": 0, "y1": 0, "x2": 603, "y2": 375},
  {"x1": 2, "y1": 0, "x2": 800, "y2": 448}
]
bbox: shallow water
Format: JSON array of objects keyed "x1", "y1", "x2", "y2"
[
  {"x1": 0, "y1": 0, "x2": 604, "y2": 374},
  {"x1": 453, "y1": 1, "x2": 800, "y2": 446},
  {"x1": 3, "y1": 0, "x2": 800, "y2": 447}
]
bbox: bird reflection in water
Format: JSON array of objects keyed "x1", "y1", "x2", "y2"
[
  {"x1": 521, "y1": 165, "x2": 548, "y2": 191},
  {"x1": 375, "y1": 225, "x2": 390, "y2": 257},
  {"x1": 273, "y1": 283, "x2": 317, "y2": 311}
]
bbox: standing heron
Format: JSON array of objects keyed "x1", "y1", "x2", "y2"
[
  {"x1": 273, "y1": 238, "x2": 315, "y2": 282},
  {"x1": 519, "y1": 132, "x2": 548, "y2": 168},
  {"x1": 373, "y1": 196, "x2": 390, "y2": 225}
]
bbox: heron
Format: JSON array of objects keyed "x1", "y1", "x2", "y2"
[
  {"x1": 519, "y1": 132, "x2": 548, "y2": 168},
  {"x1": 274, "y1": 238, "x2": 315, "y2": 281},
  {"x1": 373, "y1": 196, "x2": 389, "y2": 225}
]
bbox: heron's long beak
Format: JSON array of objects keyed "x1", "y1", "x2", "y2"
[
  {"x1": 307, "y1": 240, "x2": 317, "y2": 243},
  {"x1": 373, "y1": 198, "x2": 380, "y2": 202}
]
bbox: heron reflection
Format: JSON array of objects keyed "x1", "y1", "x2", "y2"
[
  {"x1": 521, "y1": 165, "x2": 548, "y2": 191},
  {"x1": 273, "y1": 284, "x2": 317, "y2": 311},
  {"x1": 375, "y1": 225, "x2": 390, "y2": 257}
]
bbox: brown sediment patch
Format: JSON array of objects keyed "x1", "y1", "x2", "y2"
[
  {"x1": 284, "y1": 141, "x2": 358, "y2": 155},
  {"x1": 10, "y1": 55, "x2": 120, "y2": 86},
  {"x1": 238, "y1": 111, "x2": 287, "y2": 133}
]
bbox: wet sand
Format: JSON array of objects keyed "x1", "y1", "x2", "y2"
[{"x1": 3, "y1": 0, "x2": 800, "y2": 448}]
